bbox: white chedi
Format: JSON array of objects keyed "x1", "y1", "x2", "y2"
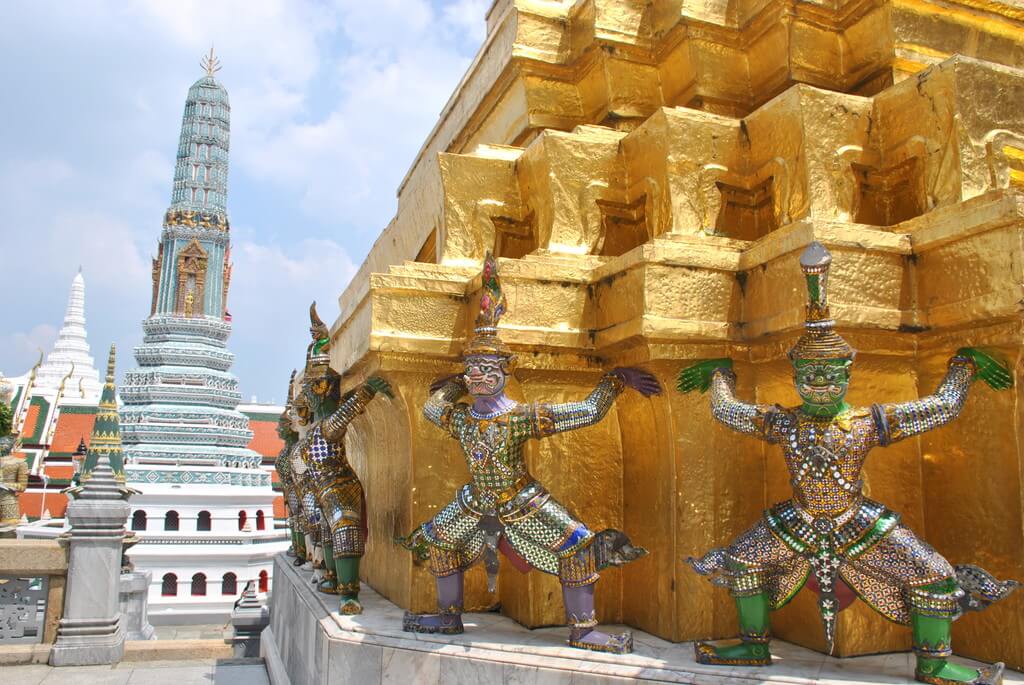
[{"x1": 33, "y1": 270, "x2": 102, "y2": 402}]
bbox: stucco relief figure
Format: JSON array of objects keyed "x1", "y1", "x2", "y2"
[
  {"x1": 677, "y1": 242, "x2": 1019, "y2": 685},
  {"x1": 300, "y1": 302, "x2": 391, "y2": 615},
  {"x1": 399, "y1": 252, "x2": 660, "y2": 655}
]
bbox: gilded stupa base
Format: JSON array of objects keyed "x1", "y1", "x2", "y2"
[
  {"x1": 333, "y1": 208, "x2": 1024, "y2": 663},
  {"x1": 313, "y1": 0, "x2": 1024, "y2": 669}
]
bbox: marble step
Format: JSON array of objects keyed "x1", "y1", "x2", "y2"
[{"x1": 263, "y1": 554, "x2": 1024, "y2": 685}]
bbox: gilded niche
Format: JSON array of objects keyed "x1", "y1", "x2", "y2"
[{"x1": 174, "y1": 238, "x2": 207, "y2": 318}]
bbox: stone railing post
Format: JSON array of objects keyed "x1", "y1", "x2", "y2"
[{"x1": 49, "y1": 452, "x2": 130, "y2": 665}]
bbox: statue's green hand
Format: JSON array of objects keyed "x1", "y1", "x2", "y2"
[
  {"x1": 957, "y1": 347, "x2": 1013, "y2": 391},
  {"x1": 676, "y1": 358, "x2": 733, "y2": 394},
  {"x1": 366, "y1": 376, "x2": 394, "y2": 399}
]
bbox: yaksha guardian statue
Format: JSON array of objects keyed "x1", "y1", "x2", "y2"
[
  {"x1": 678, "y1": 242, "x2": 1019, "y2": 685},
  {"x1": 0, "y1": 399, "x2": 27, "y2": 535},
  {"x1": 277, "y1": 370, "x2": 306, "y2": 563},
  {"x1": 299, "y1": 303, "x2": 391, "y2": 614},
  {"x1": 289, "y1": 387, "x2": 321, "y2": 569},
  {"x1": 400, "y1": 252, "x2": 660, "y2": 654}
]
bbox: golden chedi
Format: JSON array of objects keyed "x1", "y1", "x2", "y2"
[{"x1": 316, "y1": 0, "x2": 1024, "y2": 669}]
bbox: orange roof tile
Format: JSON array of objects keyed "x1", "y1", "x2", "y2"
[
  {"x1": 247, "y1": 419, "x2": 283, "y2": 458},
  {"x1": 52, "y1": 413, "x2": 97, "y2": 453},
  {"x1": 41, "y1": 465, "x2": 75, "y2": 480},
  {"x1": 20, "y1": 404, "x2": 40, "y2": 440}
]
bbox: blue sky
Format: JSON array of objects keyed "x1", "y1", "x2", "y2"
[{"x1": 0, "y1": 0, "x2": 489, "y2": 404}]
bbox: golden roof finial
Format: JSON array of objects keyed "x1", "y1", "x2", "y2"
[{"x1": 201, "y1": 46, "x2": 221, "y2": 77}]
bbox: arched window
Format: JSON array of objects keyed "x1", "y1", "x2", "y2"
[
  {"x1": 221, "y1": 572, "x2": 237, "y2": 596},
  {"x1": 164, "y1": 511, "x2": 179, "y2": 531},
  {"x1": 191, "y1": 573, "x2": 207, "y2": 596},
  {"x1": 161, "y1": 573, "x2": 177, "y2": 596},
  {"x1": 258, "y1": 570, "x2": 269, "y2": 593},
  {"x1": 131, "y1": 510, "x2": 147, "y2": 531},
  {"x1": 197, "y1": 510, "x2": 211, "y2": 531},
  {"x1": 238, "y1": 510, "x2": 247, "y2": 531},
  {"x1": 256, "y1": 510, "x2": 265, "y2": 531}
]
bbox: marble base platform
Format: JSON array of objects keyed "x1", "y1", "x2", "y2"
[{"x1": 262, "y1": 554, "x2": 1023, "y2": 685}]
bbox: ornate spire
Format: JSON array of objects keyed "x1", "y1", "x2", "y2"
[
  {"x1": 34, "y1": 271, "x2": 102, "y2": 399},
  {"x1": 201, "y1": 46, "x2": 221, "y2": 77},
  {"x1": 788, "y1": 242, "x2": 855, "y2": 361},
  {"x1": 167, "y1": 52, "x2": 230, "y2": 220},
  {"x1": 464, "y1": 252, "x2": 512, "y2": 358},
  {"x1": 80, "y1": 345, "x2": 125, "y2": 482}
]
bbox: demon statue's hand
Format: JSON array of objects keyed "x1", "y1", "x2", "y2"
[
  {"x1": 676, "y1": 358, "x2": 733, "y2": 394},
  {"x1": 366, "y1": 376, "x2": 394, "y2": 399},
  {"x1": 610, "y1": 367, "x2": 662, "y2": 397},
  {"x1": 429, "y1": 374, "x2": 465, "y2": 395},
  {"x1": 956, "y1": 348, "x2": 1013, "y2": 391}
]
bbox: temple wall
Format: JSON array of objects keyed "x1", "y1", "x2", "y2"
[{"x1": 321, "y1": 0, "x2": 1024, "y2": 668}]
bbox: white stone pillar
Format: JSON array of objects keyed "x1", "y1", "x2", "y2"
[{"x1": 49, "y1": 454, "x2": 130, "y2": 666}]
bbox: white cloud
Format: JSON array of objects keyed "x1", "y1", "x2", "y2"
[
  {"x1": 0, "y1": 0, "x2": 488, "y2": 399},
  {"x1": 237, "y1": 1, "x2": 484, "y2": 230},
  {"x1": 443, "y1": 0, "x2": 491, "y2": 43},
  {"x1": 227, "y1": 237, "x2": 357, "y2": 400},
  {"x1": 0, "y1": 325, "x2": 58, "y2": 377}
]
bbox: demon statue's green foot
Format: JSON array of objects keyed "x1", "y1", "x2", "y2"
[
  {"x1": 694, "y1": 591, "x2": 772, "y2": 667},
  {"x1": 694, "y1": 640, "x2": 772, "y2": 667},
  {"x1": 339, "y1": 593, "x2": 362, "y2": 615},
  {"x1": 915, "y1": 661, "x2": 1005, "y2": 685},
  {"x1": 317, "y1": 540, "x2": 338, "y2": 593},
  {"x1": 912, "y1": 580, "x2": 1005, "y2": 685},
  {"x1": 336, "y1": 557, "x2": 363, "y2": 615},
  {"x1": 317, "y1": 573, "x2": 338, "y2": 594}
]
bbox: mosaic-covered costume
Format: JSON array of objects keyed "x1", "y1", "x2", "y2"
[
  {"x1": 401, "y1": 252, "x2": 656, "y2": 655},
  {"x1": 420, "y1": 373, "x2": 628, "y2": 584},
  {"x1": 679, "y1": 242, "x2": 1018, "y2": 685},
  {"x1": 299, "y1": 302, "x2": 391, "y2": 614}
]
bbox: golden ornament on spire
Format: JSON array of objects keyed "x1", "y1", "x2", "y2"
[{"x1": 201, "y1": 46, "x2": 221, "y2": 77}]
